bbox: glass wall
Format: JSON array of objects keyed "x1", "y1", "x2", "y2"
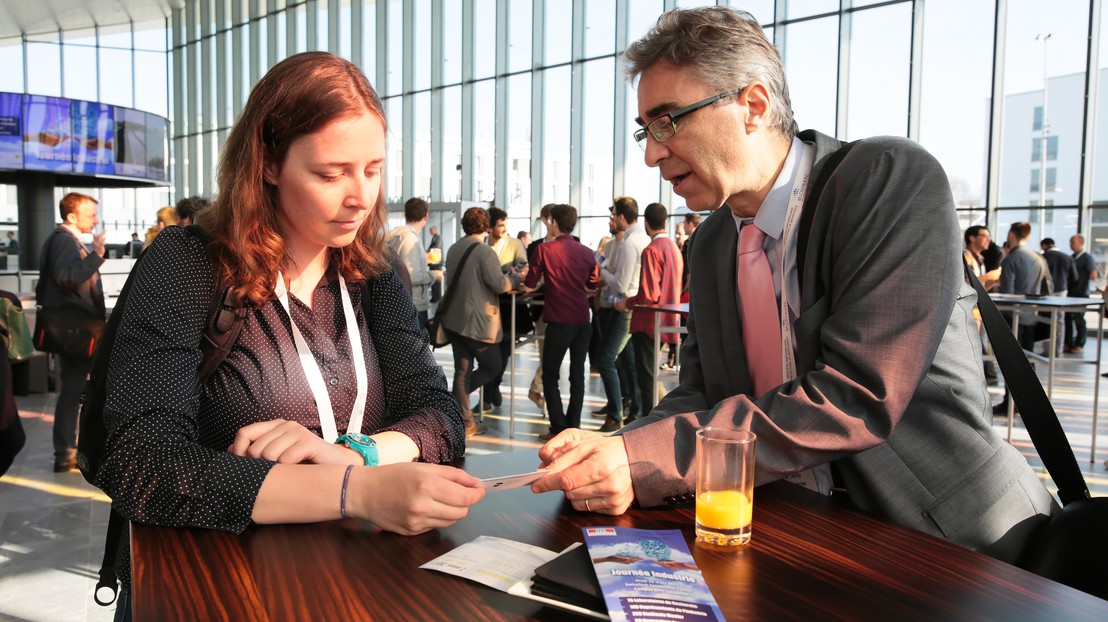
[
  {"x1": 8, "y1": 1, "x2": 1108, "y2": 273},
  {"x1": 0, "y1": 19, "x2": 170, "y2": 245}
]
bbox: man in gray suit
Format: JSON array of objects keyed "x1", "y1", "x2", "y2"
[{"x1": 532, "y1": 6, "x2": 1056, "y2": 563}]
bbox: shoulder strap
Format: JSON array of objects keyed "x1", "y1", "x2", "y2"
[
  {"x1": 435, "y1": 242, "x2": 481, "y2": 316},
  {"x1": 965, "y1": 262, "x2": 1090, "y2": 505},
  {"x1": 797, "y1": 140, "x2": 856, "y2": 278}
]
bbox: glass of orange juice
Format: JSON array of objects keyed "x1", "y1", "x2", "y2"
[{"x1": 695, "y1": 427, "x2": 756, "y2": 547}]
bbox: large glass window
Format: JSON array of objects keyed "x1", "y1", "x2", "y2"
[
  {"x1": 508, "y1": 0, "x2": 533, "y2": 74},
  {"x1": 386, "y1": 0, "x2": 403, "y2": 95},
  {"x1": 628, "y1": 1, "x2": 665, "y2": 44},
  {"x1": 507, "y1": 73, "x2": 533, "y2": 217},
  {"x1": 844, "y1": 4, "x2": 911, "y2": 140},
  {"x1": 0, "y1": 38, "x2": 23, "y2": 92},
  {"x1": 63, "y1": 43, "x2": 98, "y2": 101},
  {"x1": 543, "y1": 66, "x2": 571, "y2": 205},
  {"x1": 920, "y1": 0, "x2": 994, "y2": 210},
  {"x1": 544, "y1": 1, "x2": 571, "y2": 66},
  {"x1": 998, "y1": 0, "x2": 1088, "y2": 208},
  {"x1": 414, "y1": 0, "x2": 431, "y2": 90},
  {"x1": 385, "y1": 96, "x2": 403, "y2": 202},
  {"x1": 582, "y1": 58, "x2": 614, "y2": 219},
  {"x1": 135, "y1": 51, "x2": 169, "y2": 117},
  {"x1": 781, "y1": 16, "x2": 838, "y2": 136},
  {"x1": 442, "y1": 0, "x2": 462, "y2": 84},
  {"x1": 473, "y1": 79, "x2": 496, "y2": 202},
  {"x1": 99, "y1": 47, "x2": 134, "y2": 107},
  {"x1": 624, "y1": 82, "x2": 661, "y2": 208},
  {"x1": 474, "y1": 0, "x2": 496, "y2": 79},
  {"x1": 785, "y1": 0, "x2": 837, "y2": 20},
  {"x1": 26, "y1": 42, "x2": 62, "y2": 96},
  {"x1": 441, "y1": 85, "x2": 462, "y2": 201},
  {"x1": 413, "y1": 91, "x2": 431, "y2": 198},
  {"x1": 585, "y1": 0, "x2": 615, "y2": 58}
]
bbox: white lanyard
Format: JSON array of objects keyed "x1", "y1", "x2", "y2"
[
  {"x1": 777, "y1": 141, "x2": 815, "y2": 384},
  {"x1": 275, "y1": 271, "x2": 368, "y2": 442}
]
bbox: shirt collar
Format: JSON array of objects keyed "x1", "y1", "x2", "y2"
[{"x1": 732, "y1": 136, "x2": 805, "y2": 238}]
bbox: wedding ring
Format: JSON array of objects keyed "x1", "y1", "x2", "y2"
[{"x1": 585, "y1": 498, "x2": 592, "y2": 512}]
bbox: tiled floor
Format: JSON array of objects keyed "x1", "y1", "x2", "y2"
[{"x1": 1, "y1": 338, "x2": 1106, "y2": 621}]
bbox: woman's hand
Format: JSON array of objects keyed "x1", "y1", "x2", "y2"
[
  {"x1": 349, "y1": 463, "x2": 486, "y2": 535},
  {"x1": 229, "y1": 419, "x2": 358, "y2": 465}
]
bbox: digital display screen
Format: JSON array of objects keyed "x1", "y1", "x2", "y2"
[
  {"x1": 72, "y1": 100, "x2": 115, "y2": 175},
  {"x1": 0, "y1": 93, "x2": 21, "y2": 169},
  {"x1": 145, "y1": 113, "x2": 167, "y2": 181},
  {"x1": 0, "y1": 92, "x2": 168, "y2": 182},
  {"x1": 114, "y1": 107, "x2": 146, "y2": 178},
  {"x1": 22, "y1": 95, "x2": 74, "y2": 172}
]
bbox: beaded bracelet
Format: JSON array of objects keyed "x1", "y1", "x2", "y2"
[{"x1": 340, "y1": 464, "x2": 354, "y2": 519}]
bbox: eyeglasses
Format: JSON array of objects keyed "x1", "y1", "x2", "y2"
[{"x1": 634, "y1": 84, "x2": 749, "y2": 151}]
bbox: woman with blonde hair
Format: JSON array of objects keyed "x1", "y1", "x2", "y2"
[
  {"x1": 142, "y1": 205, "x2": 179, "y2": 249},
  {"x1": 96, "y1": 51, "x2": 481, "y2": 619}
]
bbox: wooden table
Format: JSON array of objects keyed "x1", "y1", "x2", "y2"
[{"x1": 131, "y1": 451, "x2": 1108, "y2": 621}]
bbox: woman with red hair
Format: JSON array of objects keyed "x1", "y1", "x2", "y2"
[{"x1": 97, "y1": 52, "x2": 482, "y2": 617}]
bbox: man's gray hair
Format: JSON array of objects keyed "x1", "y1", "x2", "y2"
[{"x1": 623, "y1": 6, "x2": 798, "y2": 138}]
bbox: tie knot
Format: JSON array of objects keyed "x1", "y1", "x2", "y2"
[{"x1": 739, "y1": 224, "x2": 767, "y2": 254}]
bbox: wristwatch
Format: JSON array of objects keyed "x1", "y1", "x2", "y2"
[{"x1": 335, "y1": 433, "x2": 379, "y2": 467}]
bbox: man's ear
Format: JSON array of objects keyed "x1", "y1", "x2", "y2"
[
  {"x1": 262, "y1": 160, "x2": 280, "y2": 186},
  {"x1": 741, "y1": 82, "x2": 772, "y2": 133}
]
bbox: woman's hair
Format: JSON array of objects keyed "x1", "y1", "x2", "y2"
[
  {"x1": 197, "y1": 51, "x2": 390, "y2": 305},
  {"x1": 461, "y1": 207, "x2": 489, "y2": 235},
  {"x1": 623, "y1": 7, "x2": 797, "y2": 138},
  {"x1": 144, "y1": 206, "x2": 180, "y2": 249}
]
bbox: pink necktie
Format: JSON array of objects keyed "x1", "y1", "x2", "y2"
[{"x1": 738, "y1": 224, "x2": 783, "y2": 396}]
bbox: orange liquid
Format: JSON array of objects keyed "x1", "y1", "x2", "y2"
[{"x1": 696, "y1": 490, "x2": 753, "y2": 530}]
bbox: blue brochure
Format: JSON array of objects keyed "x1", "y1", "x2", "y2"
[{"x1": 582, "y1": 527, "x2": 724, "y2": 622}]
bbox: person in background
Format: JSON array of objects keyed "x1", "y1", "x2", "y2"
[
  {"x1": 1065, "y1": 234, "x2": 1098, "y2": 354},
  {"x1": 524, "y1": 204, "x2": 558, "y2": 413},
  {"x1": 96, "y1": 52, "x2": 482, "y2": 620},
  {"x1": 128, "y1": 232, "x2": 142, "y2": 257},
  {"x1": 385, "y1": 197, "x2": 442, "y2": 326},
  {"x1": 143, "y1": 206, "x2": 179, "y2": 250},
  {"x1": 439, "y1": 208, "x2": 514, "y2": 437},
  {"x1": 521, "y1": 204, "x2": 598, "y2": 441},
  {"x1": 427, "y1": 224, "x2": 444, "y2": 306},
  {"x1": 482, "y1": 206, "x2": 529, "y2": 411},
  {"x1": 175, "y1": 196, "x2": 211, "y2": 226},
  {"x1": 38, "y1": 192, "x2": 106, "y2": 472},
  {"x1": 615, "y1": 202, "x2": 683, "y2": 418},
  {"x1": 1039, "y1": 237, "x2": 1077, "y2": 356},
  {"x1": 964, "y1": 226, "x2": 1000, "y2": 291},
  {"x1": 532, "y1": 7, "x2": 1056, "y2": 566},
  {"x1": 5, "y1": 231, "x2": 19, "y2": 256},
  {"x1": 595, "y1": 197, "x2": 650, "y2": 433},
  {"x1": 517, "y1": 231, "x2": 532, "y2": 248}
]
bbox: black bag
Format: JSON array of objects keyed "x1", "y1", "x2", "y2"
[
  {"x1": 967, "y1": 264, "x2": 1108, "y2": 600},
  {"x1": 426, "y1": 243, "x2": 479, "y2": 349},
  {"x1": 32, "y1": 305, "x2": 105, "y2": 360},
  {"x1": 80, "y1": 225, "x2": 247, "y2": 607}
]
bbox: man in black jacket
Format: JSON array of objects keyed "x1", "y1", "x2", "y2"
[{"x1": 38, "y1": 192, "x2": 106, "y2": 472}]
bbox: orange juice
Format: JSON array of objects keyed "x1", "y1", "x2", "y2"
[{"x1": 696, "y1": 490, "x2": 753, "y2": 546}]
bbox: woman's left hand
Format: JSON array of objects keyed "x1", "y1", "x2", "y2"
[{"x1": 229, "y1": 419, "x2": 357, "y2": 465}]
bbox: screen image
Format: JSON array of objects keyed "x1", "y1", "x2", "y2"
[
  {"x1": 115, "y1": 107, "x2": 146, "y2": 178},
  {"x1": 72, "y1": 100, "x2": 115, "y2": 175},
  {"x1": 0, "y1": 93, "x2": 21, "y2": 170},
  {"x1": 145, "y1": 113, "x2": 167, "y2": 181},
  {"x1": 23, "y1": 95, "x2": 74, "y2": 172}
]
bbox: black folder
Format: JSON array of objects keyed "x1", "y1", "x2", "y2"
[{"x1": 530, "y1": 544, "x2": 606, "y2": 613}]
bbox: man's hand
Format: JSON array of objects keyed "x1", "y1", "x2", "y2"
[
  {"x1": 614, "y1": 298, "x2": 629, "y2": 312},
  {"x1": 91, "y1": 230, "x2": 107, "y2": 257},
  {"x1": 530, "y1": 429, "x2": 635, "y2": 514},
  {"x1": 431, "y1": 269, "x2": 444, "y2": 282}
]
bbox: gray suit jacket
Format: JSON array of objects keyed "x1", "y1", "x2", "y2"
[{"x1": 621, "y1": 130, "x2": 1056, "y2": 559}]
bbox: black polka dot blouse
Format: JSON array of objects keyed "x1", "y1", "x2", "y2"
[{"x1": 96, "y1": 226, "x2": 463, "y2": 586}]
